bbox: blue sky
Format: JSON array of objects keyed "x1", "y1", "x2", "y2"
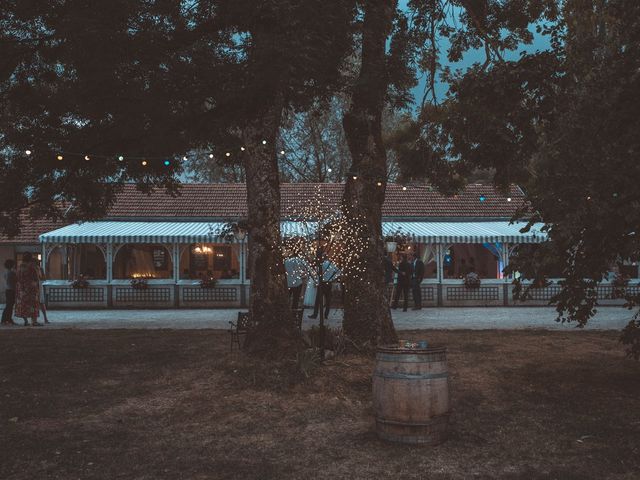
[{"x1": 401, "y1": 1, "x2": 553, "y2": 104}]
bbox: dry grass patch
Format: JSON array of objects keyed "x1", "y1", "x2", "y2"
[{"x1": 0, "y1": 328, "x2": 639, "y2": 479}]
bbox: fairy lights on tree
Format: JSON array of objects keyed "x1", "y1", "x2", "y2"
[{"x1": 281, "y1": 186, "x2": 370, "y2": 357}]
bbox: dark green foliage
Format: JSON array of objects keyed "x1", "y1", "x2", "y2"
[
  {"x1": 0, "y1": 0, "x2": 356, "y2": 236},
  {"x1": 401, "y1": 0, "x2": 640, "y2": 357},
  {"x1": 0, "y1": 0, "x2": 194, "y2": 234}
]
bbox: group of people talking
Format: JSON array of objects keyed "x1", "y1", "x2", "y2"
[
  {"x1": 2, "y1": 252, "x2": 50, "y2": 327},
  {"x1": 384, "y1": 250, "x2": 425, "y2": 311},
  {"x1": 282, "y1": 248, "x2": 426, "y2": 318},
  {"x1": 284, "y1": 252, "x2": 340, "y2": 320}
]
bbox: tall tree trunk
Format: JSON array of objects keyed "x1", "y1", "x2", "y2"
[
  {"x1": 341, "y1": 0, "x2": 398, "y2": 346},
  {"x1": 242, "y1": 101, "x2": 301, "y2": 357}
]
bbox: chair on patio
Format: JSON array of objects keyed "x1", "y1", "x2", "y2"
[{"x1": 229, "y1": 312, "x2": 252, "y2": 351}]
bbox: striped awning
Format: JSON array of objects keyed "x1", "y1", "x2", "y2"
[
  {"x1": 40, "y1": 220, "x2": 546, "y2": 244},
  {"x1": 382, "y1": 221, "x2": 545, "y2": 244},
  {"x1": 39, "y1": 221, "x2": 231, "y2": 244}
]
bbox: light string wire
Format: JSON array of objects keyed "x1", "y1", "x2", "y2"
[{"x1": 20, "y1": 146, "x2": 511, "y2": 201}]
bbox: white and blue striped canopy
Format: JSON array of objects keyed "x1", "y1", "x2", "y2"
[
  {"x1": 40, "y1": 220, "x2": 545, "y2": 244},
  {"x1": 40, "y1": 221, "x2": 229, "y2": 244},
  {"x1": 382, "y1": 221, "x2": 545, "y2": 244}
]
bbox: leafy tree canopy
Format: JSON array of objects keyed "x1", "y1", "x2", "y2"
[
  {"x1": 398, "y1": 0, "x2": 640, "y2": 356},
  {"x1": 0, "y1": 0, "x2": 356, "y2": 234}
]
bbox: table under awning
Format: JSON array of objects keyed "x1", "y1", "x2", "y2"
[{"x1": 40, "y1": 220, "x2": 546, "y2": 245}]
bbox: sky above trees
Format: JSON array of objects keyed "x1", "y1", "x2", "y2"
[{"x1": 402, "y1": 0, "x2": 552, "y2": 104}]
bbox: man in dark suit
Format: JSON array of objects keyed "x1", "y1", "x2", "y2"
[
  {"x1": 391, "y1": 254, "x2": 412, "y2": 312},
  {"x1": 411, "y1": 251, "x2": 425, "y2": 310},
  {"x1": 383, "y1": 251, "x2": 397, "y2": 285}
]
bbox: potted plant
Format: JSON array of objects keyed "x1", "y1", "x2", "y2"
[
  {"x1": 200, "y1": 276, "x2": 218, "y2": 289},
  {"x1": 214, "y1": 220, "x2": 250, "y2": 243},
  {"x1": 70, "y1": 275, "x2": 89, "y2": 289},
  {"x1": 463, "y1": 272, "x2": 481, "y2": 289},
  {"x1": 611, "y1": 273, "x2": 629, "y2": 299},
  {"x1": 130, "y1": 278, "x2": 149, "y2": 290},
  {"x1": 384, "y1": 228, "x2": 411, "y2": 253}
]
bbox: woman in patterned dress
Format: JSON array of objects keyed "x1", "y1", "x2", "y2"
[{"x1": 15, "y1": 252, "x2": 41, "y2": 326}]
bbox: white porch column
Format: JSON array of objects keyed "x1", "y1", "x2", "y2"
[
  {"x1": 106, "y1": 243, "x2": 114, "y2": 282},
  {"x1": 239, "y1": 239, "x2": 247, "y2": 307},
  {"x1": 172, "y1": 243, "x2": 180, "y2": 282},
  {"x1": 435, "y1": 244, "x2": 444, "y2": 282},
  {"x1": 41, "y1": 243, "x2": 47, "y2": 276},
  {"x1": 61, "y1": 245, "x2": 68, "y2": 280},
  {"x1": 502, "y1": 242, "x2": 510, "y2": 281},
  {"x1": 240, "y1": 240, "x2": 247, "y2": 283}
]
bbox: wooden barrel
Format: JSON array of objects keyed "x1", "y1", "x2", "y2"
[{"x1": 373, "y1": 346, "x2": 450, "y2": 445}]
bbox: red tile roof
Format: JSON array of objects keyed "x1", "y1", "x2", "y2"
[
  {"x1": 107, "y1": 183, "x2": 524, "y2": 219},
  {"x1": 1, "y1": 183, "x2": 525, "y2": 244},
  {"x1": 0, "y1": 210, "x2": 63, "y2": 245}
]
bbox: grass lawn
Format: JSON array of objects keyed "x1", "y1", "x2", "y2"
[{"x1": 1, "y1": 328, "x2": 639, "y2": 480}]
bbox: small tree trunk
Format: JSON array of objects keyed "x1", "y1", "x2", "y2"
[
  {"x1": 341, "y1": 0, "x2": 398, "y2": 346},
  {"x1": 242, "y1": 102, "x2": 302, "y2": 357}
]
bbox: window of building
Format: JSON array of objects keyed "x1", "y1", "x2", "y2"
[
  {"x1": 46, "y1": 245, "x2": 106, "y2": 280},
  {"x1": 113, "y1": 244, "x2": 172, "y2": 279},
  {"x1": 443, "y1": 244, "x2": 501, "y2": 279},
  {"x1": 179, "y1": 243, "x2": 240, "y2": 280}
]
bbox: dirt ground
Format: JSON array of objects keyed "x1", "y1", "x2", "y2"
[{"x1": 1, "y1": 328, "x2": 639, "y2": 480}]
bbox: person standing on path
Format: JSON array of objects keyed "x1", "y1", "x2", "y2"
[
  {"x1": 15, "y1": 253, "x2": 42, "y2": 327},
  {"x1": 383, "y1": 251, "x2": 398, "y2": 306},
  {"x1": 411, "y1": 251, "x2": 425, "y2": 310},
  {"x1": 308, "y1": 255, "x2": 340, "y2": 320},
  {"x1": 1, "y1": 259, "x2": 17, "y2": 325},
  {"x1": 37, "y1": 264, "x2": 50, "y2": 324},
  {"x1": 284, "y1": 254, "x2": 307, "y2": 310},
  {"x1": 391, "y1": 254, "x2": 412, "y2": 312},
  {"x1": 383, "y1": 251, "x2": 397, "y2": 285}
]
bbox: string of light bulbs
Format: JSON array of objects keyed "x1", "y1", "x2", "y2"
[
  {"x1": 21, "y1": 139, "x2": 278, "y2": 165},
  {"x1": 21, "y1": 146, "x2": 512, "y2": 202}
]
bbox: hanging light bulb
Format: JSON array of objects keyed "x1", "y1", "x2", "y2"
[
  {"x1": 84, "y1": 155, "x2": 90, "y2": 161},
  {"x1": 164, "y1": 160, "x2": 170, "y2": 166},
  {"x1": 507, "y1": 197, "x2": 512, "y2": 202},
  {"x1": 240, "y1": 146, "x2": 246, "y2": 151},
  {"x1": 327, "y1": 168, "x2": 332, "y2": 173},
  {"x1": 209, "y1": 153, "x2": 214, "y2": 159},
  {"x1": 25, "y1": 150, "x2": 32, "y2": 155},
  {"x1": 225, "y1": 152, "x2": 231, "y2": 157},
  {"x1": 182, "y1": 156, "x2": 188, "y2": 161},
  {"x1": 402, "y1": 186, "x2": 407, "y2": 191},
  {"x1": 118, "y1": 155, "x2": 124, "y2": 161},
  {"x1": 352, "y1": 175, "x2": 357, "y2": 180},
  {"x1": 377, "y1": 181, "x2": 383, "y2": 187},
  {"x1": 279, "y1": 150, "x2": 285, "y2": 155},
  {"x1": 262, "y1": 140, "x2": 267, "y2": 145},
  {"x1": 142, "y1": 160, "x2": 148, "y2": 166},
  {"x1": 56, "y1": 154, "x2": 63, "y2": 161}
]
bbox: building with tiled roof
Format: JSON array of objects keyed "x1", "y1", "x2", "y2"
[
  {"x1": 103, "y1": 182, "x2": 525, "y2": 219},
  {"x1": 1, "y1": 183, "x2": 524, "y2": 246},
  {"x1": 1, "y1": 182, "x2": 549, "y2": 309}
]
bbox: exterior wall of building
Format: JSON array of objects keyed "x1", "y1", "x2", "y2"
[
  {"x1": 39, "y1": 278, "x2": 636, "y2": 309},
  {"x1": 0, "y1": 246, "x2": 16, "y2": 303}
]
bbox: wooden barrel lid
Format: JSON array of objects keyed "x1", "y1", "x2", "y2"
[{"x1": 377, "y1": 345, "x2": 447, "y2": 355}]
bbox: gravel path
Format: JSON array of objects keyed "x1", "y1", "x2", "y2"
[{"x1": 0, "y1": 306, "x2": 634, "y2": 330}]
